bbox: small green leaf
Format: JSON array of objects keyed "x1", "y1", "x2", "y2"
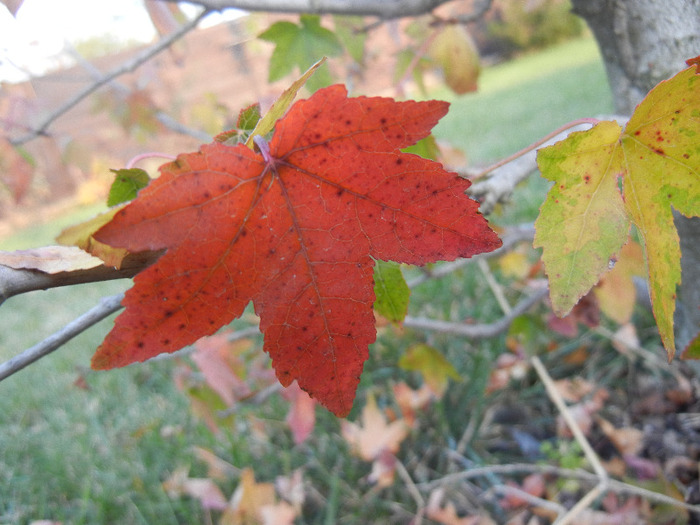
[
  {"x1": 681, "y1": 333, "x2": 700, "y2": 359},
  {"x1": 237, "y1": 103, "x2": 261, "y2": 131},
  {"x1": 373, "y1": 260, "x2": 409, "y2": 323},
  {"x1": 259, "y1": 14, "x2": 342, "y2": 92},
  {"x1": 107, "y1": 168, "x2": 150, "y2": 206},
  {"x1": 399, "y1": 343, "x2": 461, "y2": 396},
  {"x1": 402, "y1": 134, "x2": 440, "y2": 161}
]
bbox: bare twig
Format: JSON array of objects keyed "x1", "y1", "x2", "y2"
[
  {"x1": 65, "y1": 42, "x2": 212, "y2": 143},
  {"x1": 0, "y1": 293, "x2": 124, "y2": 381},
  {"x1": 468, "y1": 115, "x2": 628, "y2": 214},
  {"x1": 403, "y1": 287, "x2": 547, "y2": 339},
  {"x1": 0, "y1": 250, "x2": 161, "y2": 305},
  {"x1": 394, "y1": 456, "x2": 426, "y2": 522},
  {"x1": 421, "y1": 462, "x2": 700, "y2": 514},
  {"x1": 477, "y1": 257, "x2": 511, "y2": 314},
  {"x1": 158, "y1": 0, "x2": 455, "y2": 18},
  {"x1": 10, "y1": 10, "x2": 209, "y2": 146},
  {"x1": 406, "y1": 224, "x2": 535, "y2": 288},
  {"x1": 531, "y1": 355, "x2": 608, "y2": 525},
  {"x1": 485, "y1": 484, "x2": 566, "y2": 515}
]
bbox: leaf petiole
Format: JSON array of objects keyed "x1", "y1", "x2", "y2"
[
  {"x1": 475, "y1": 118, "x2": 601, "y2": 178},
  {"x1": 125, "y1": 152, "x2": 176, "y2": 169},
  {"x1": 253, "y1": 135, "x2": 272, "y2": 164}
]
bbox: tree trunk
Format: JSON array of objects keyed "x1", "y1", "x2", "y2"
[
  {"x1": 571, "y1": 0, "x2": 700, "y2": 355},
  {"x1": 571, "y1": 0, "x2": 700, "y2": 114}
]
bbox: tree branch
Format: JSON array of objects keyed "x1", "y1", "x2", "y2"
[
  {"x1": 468, "y1": 115, "x2": 628, "y2": 214},
  {"x1": 0, "y1": 293, "x2": 124, "y2": 381},
  {"x1": 421, "y1": 462, "x2": 700, "y2": 515},
  {"x1": 403, "y1": 286, "x2": 548, "y2": 339},
  {"x1": 64, "y1": 43, "x2": 212, "y2": 143},
  {"x1": 161, "y1": 0, "x2": 453, "y2": 18},
  {"x1": 0, "y1": 251, "x2": 161, "y2": 306},
  {"x1": 0, "y1": 224, "x2": 532, "y2": 305},
  {"x1": 406, "y1": 224, "x2": 535, "y2": 288},
  {"x1": 10, "y1": 10, "x2": 209, "y2": 146}
]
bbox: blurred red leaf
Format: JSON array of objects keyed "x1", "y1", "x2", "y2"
[
  {"x1": 393, "y1": 381, "x2": 433, "y2": 427},
  {"x1": 341, "y1": 395, "x2": 408, "y2": 462},
  {"x1": 191, "y1": 334, "x2": 253, "y2": 406},
  {"x1": 162, "y1": 466, "x2": 228, "y2": 511},
  {"x1": 0, "y1": 138, "x2": 33, "y2": 202},
  {"x1": 282, "y1": 382, "x2": 317, "y2": 445},
  {"x1": 426, "y1": 488, "x2": 495, "y2": 525}
]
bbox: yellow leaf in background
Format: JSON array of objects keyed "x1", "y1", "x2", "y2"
[
  {"x1": 162, "y1": 465, "x2": 227, "y2": 510},
  {"x1": 594, "y1": 240, "x2": 646, "y2": 324},
  {"x1": 56, "y1": 207, "x2": 128, "y2": 268},
  {"x1": 428, "y1": 24, "x2": 480, "y2": 94},
  {"x1": 398, "y1": 343, "x2": 461, "y2": 397},
  {"x1": 498, "y1": 250, "x2": 530, "y2": 280},
  {"x1": 221, "y1": 468, "x2": 276, "y2": 525},
  {"x1": 341, "y1": 394, "x2": 408, "y2": 462}
]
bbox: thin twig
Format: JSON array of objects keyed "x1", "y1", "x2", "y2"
[
  {"x1": 531, "y1": 355, "x2": 608, "y2": 525},
  {"x1": 594, "y1": 325, "x2": 671, "y2": 372},
  {"x1": 420, "y1": 463, "x2": 700, "y2": 514},
  {"x1": 65, "y1": 43, "x2": 212, "y2": 143},
  {"x1": 0, "y1": 293, "x2": 124, "y2": 381},
  {"x1": 477, "y1": 258, "x2": 511, "y2": 315},
  {"x1": 150, "y1": 325, "x2": 262, "y2": 365},
  {"x1": 406, "y1": 224, "x2": 535, "y2": 288},
  {"x1": 394, "y1": 455, "x2": 426, "y2": 523},
  {"x1": 10, "y1": 11, "x2": 209, "y2": 146},
  {"x1": 403, "y1": 287, "x2": 547, "y2": 339},
  {"x1": 485, "y1": 484, "x2": 565, "y2": 515},
  {"x1": 157, "y1": 0, "x2": 455, "y2": 19},
  {"x1": 473, "y1": 119, "x2": 600, "y2": 179},
  {"x1": 0, "y1": 250, "x2": 161, "y2": 304},
  {"x1": 468, "y1": 115, "x2": 628, "y2": 214}
]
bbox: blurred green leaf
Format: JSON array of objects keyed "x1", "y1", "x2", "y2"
[
  {"x1": 402, "y1": 134, "x2": 440, "y2": 161},
  {"x1": 373, "y1": 260, "x2": 409, "y2": 323},
  {"x1": 399, "y1": 343, "x2": 461, "y2": 396},
  {"x1": 333, "y1": 15, "x2": 366, "y2": 64},
  {"x1": 259, "y1": 14, "x2": 342, "y2": 92},
  {"x1": 107, "y1": 168, "x2": 150, "y2": 206},
  {"x1": 237, "y1": 103, "x2": 262, "y2": 131},
  {"x1": 682, "y1": 333, "x2": 700, "y2": 359}
]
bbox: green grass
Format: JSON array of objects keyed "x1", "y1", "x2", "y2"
[
  {"x1": 0, "y1": 202, "x2": 110, "y2": 251},
  {"x1": 0, "y1": 36, "x2": 616, "y2": 524}
]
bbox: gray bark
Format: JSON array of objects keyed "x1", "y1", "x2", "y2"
[
  {"x1": 571, "y1": 0, "x2": 700, "y2": 356},
  {"x1": 571, "y1": 0, "x2": 700, "y2": 114}
]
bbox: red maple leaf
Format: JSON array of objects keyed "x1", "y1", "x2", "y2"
[{"x1": 92, "y1": 85, "x2": 501, "y2": 416}]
